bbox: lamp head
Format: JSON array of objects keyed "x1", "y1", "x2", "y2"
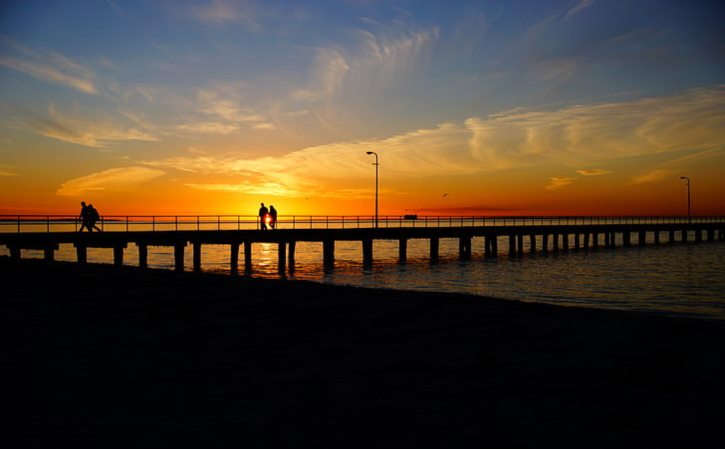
[
  {"x1": 366, "y1": 151, "x2": 374, "y2": 155},
  {"x1": 680, "y1": 176, "x2": 685, "y2": 179}
]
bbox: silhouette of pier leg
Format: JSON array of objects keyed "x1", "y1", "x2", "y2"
[
  {"x1": 230, "y1": 243, "x2": 239, "y2": 273},
  {"x1": 623, "y1": 231, "x2": 631, "y2": 247},
  {"x1": 696, "y1": 229, "x2": 703, "y2": 242},
  {"x1": 542, "y1": 234, "x2": 549, "y2": 254},
  {"x1": 174, "y1": 243, "x2": 185, "y2": 271},
  {"x1": 529, "y1": 235, "x2": 536, "y2": 254},
  {"x1": 113, "y1": 246, "x2": 124, "y2": 266},
  {"x1": 681, "y1": 230, "x2": 688, "y2": 243},
  {"x1": 430, "y1": 237, "x2": 439, "y2": 263},
  {"x1": 244, "y1": 241, "x2": 252, "y2": 273},
  {"x1": 707, "y1": 229, "x2": 714, "y2": 242},
  {"x1": 75, "y1": 245, "x2": 87, "y2": 264},
  {"x1": 193, "y1": 242, "x2": 202, "y2": 272},
  {"x1": 138, "y1": 244, "x2": 148, "y2": 268},
  {"x1": 491, "y1": 236, "x2": 498, "y2": 257},
  {"x1": 562, "y1": 234, "x2": 569, "y2": 251},
  {"x1": 654, "y1": 231, "x2": 660, "y2": 245},
  {"x1": 592, "y1": 233, "x2": 599, "y2": 249},
  {"x1": 323, "y1": 240, "x2": 335, "y2": 269},
  {"x1": 278, "y1": 242, "x2": 286, "y2": 274},
  {"x1": 583, "y1": 233, "x2": 589, "y2": 250},
  {"x1": 362, "y1": 239, "x2": 373, "y2": 267},
  {"x1": 459, "y1": 236, "x2": 471, "y2": 260},
  {"x1": 508, "y1": 235, "x2": 516, "y2": 256},
  {"x1": 552, "y1": 234, "x2": 560, "y2": 252},
  {"x1": 44, "y1": 247, "x2": 54, "y2": 262},
  {"x1": 517, "y1": 234, "x2": 524, "y2": 256},
  {"x1": 638, "y1": 231, "x2": 646, "y2": 247},
  {"x1": 9, "y1": 246, "x2": 20, "y2": 260},
  {"x1": 399, "y1": 238, "x2": 407, "y2": 264},
  {"x1": 484, "y1": 236, "x2": 491, "y2": 258},
  {"x1": 574, "y1": 233, "x2": 580, "y2": 250}
]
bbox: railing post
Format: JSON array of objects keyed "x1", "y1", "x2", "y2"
[
  {"x1": 17, "y1": 215, "x2": 20, "y2": 233},
  {"x1": 46, "y1": 216, "x2": 50, "y2": 232},
  {"x1": 153, "y1": 216, "x2": 156, "y2": 231},
  {"x1": 126, "y1": 216, "x2": 129, "y2": 232}
]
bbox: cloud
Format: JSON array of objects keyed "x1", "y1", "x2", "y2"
[
  {"x1": 0, "y1": 40, "x2": 97, "y2": 94},
  {"x1": 546, "y1": 177, "x2": 577, "y2": 190},
  {"x1": 178, "y1": 0, "x2": 263, "y2": 31},
  {"x1": 576, "y1": 169, "x2": 612, "y2": 176},
  {"x1": 0, "y1": 169, "x2": 19, "y2": 177},
  {"x1": 15, "y1": 104, "x2": 158, "y2": 148},
  {"x1": 292, "y1": 23, "x2": 438, "y2": 103},
  {"x1": 57, "y1": 167, "x2": 165, "y2": 196},
  {"x1": 629, "y1": 169, "x2": 676, "y2": 185},
  {"x1": 564, "y1": 0, "x2": 595, "y2": 20},
  {"x1": 144, "y1": 86, "x2": 724, "y2": 196}
]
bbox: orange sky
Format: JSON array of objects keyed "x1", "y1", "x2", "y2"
[{"x1": 1, "y1": 1, "x2": 724, "y2": 217}]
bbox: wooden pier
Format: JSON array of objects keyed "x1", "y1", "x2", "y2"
[{"x1": 2, "y1": 216, "x2": 724, "y2": 273}]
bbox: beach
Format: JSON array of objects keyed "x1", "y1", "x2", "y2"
[{"x1": 2, "y1": 256, "x2": 724, "y2": 448}]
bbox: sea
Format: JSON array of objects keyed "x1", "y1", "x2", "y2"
[{"x1": 3, "y1": 232, "x2": 724, "y2": 320}]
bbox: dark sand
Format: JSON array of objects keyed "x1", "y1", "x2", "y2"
[{"x1": 2, "y1": 257, "x2": 724, "y2": 448}]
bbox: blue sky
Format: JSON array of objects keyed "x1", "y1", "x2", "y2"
[{"x1": 0, "y1": 0, "x2": 723, "y2": 214}]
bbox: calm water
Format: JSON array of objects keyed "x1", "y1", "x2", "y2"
[{"x1": 4, "y1": 236, "x2": 724, "y2": 320}]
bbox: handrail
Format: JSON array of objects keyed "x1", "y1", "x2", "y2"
[{"x1": 0, "y1": 215, "x2": 724, "y2": 233}]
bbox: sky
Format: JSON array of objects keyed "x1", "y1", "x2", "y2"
[{"x1": 0, "y1": 0, "x2": 723, "y2": 216}]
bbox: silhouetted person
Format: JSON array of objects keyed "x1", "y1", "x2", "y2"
[
  {"x1": 269, "y1": 205, "x2": 277, "y2": 229},
  {"x1": 88, "y1": 204, "x2": 102, "y2": 232},
  {"x1": 258, "y1": 203, "x2": 269, "y2": 230},
  {"x1": 78, "y1": 201, "x2": 91, "y2": 232}
]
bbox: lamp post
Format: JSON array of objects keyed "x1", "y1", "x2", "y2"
[
  {"x1": 680, "y1": 176, "x2": 691, "y2": 223},
  {"x1": 366, "y1": 151, "x2": 379, "y2": 228}
]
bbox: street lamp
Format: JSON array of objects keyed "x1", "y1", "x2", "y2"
[
  {"x1": 366, "y1": 151, "x2": 379, "y2": 228},
  {"x1": 680, "y1": 176, "x2": 691, "y2": 223}
]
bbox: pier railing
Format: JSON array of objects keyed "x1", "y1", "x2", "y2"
[{"x1": 1, "y1": 215, "x2": 723, "y2": 233}]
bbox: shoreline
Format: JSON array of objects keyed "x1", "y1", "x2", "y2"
[{"x1": 3, "y1": 257, "x2": 725, "y2": 448}]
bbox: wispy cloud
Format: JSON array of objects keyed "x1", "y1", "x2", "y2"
[
  {"x1": 14, "y1": 103, "x2": 158, "y2": 148},
  {"x1": 546, "y1": 177, "x2": 577, "y2": 190},
  {"x1": 175, "y1": 0, "x2": 263, "y2": 31},
  {"x1": 564, "y1": 0, "x2": 595, "y2": 20},
  {"x1": 576, "y1": 169, "x2": 612, "y2": 176},
  {"x1": 0, "y1": 40, "x2": 97, "y2": 94},
  {"x1": 292, "y1": 22, "x2": 438, "y2": 103},
  {"x1": 629, "y1": 169, "x2": 676, "y2": 185},
  {"x1": 144, "y1": 86, "x2": 725, "y2": 197},
  {"x1": 0, "y1": 169, "x2": 19, "y2": 177},
  {"x1": 57, "y1": 167, "x2": 165, "y2": 196}
]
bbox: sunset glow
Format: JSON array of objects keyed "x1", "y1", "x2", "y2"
[{"x1": 1, "y1": 1, "x2": 723, "y2": 216}]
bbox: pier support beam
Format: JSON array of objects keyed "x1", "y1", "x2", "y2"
[
  {"x1": 669, "y1": 230, "x2": 675, "y2": 244},
  {"x1": 76, "y1": 245, "x2": 87, "y2": 264},
  {"x1": 43, "y1": 248, "x2": 55, "y2": 262},
  {"x1": 583, "y1": 233, "x2": 589, "y2": 250},
  {"x1": 362, "y1": 239, "x2": 373, "y2": 267},
  {"x1": 459, "y1": 236, "x2": 472, "y2": 260},
  {"x1": 638, "y1": 231, "x2": 646, "y2": 247},
  {"x1": 562, "y1": 234, "x2": 569, "y2": 251},
  {"x1": 398, "y1": 239, "x2": 407, "y2": 264},
  {"x1": 574, "y1": 233, "x2": 580, "y2": 250},
  {"x1": 552, "y1": 234, "x2": 560, "y2": 252},
  {"x1": 9, "y1": 246, "x2": 21, "y2": 260},
  {"x1": 244, "y1": 241, "x2": 252, "y2": 273},
  {"x1": 696, "y1": 230, "x2": 703, "y2": 243},
  {"x1": 654, "y1": 231, "x2": 660, "y2": 245},
  {"x1": 623, "y1": 231, "x2": 631, "y2": 247},
  {"x1": 174, "y1": 243, "x2": 185, "y2": 272},
  {"x1": 323, "y1": 240, "x2": 335, "y2": 268},
  {"x1": 193, "y1": 242, "x2": 202, "y2": 272},
  {"x1": 707, "y1": 230, "x2": 714, "y2": 242},
  {"x1": 592, "y1": 233, "x2": 599, "y2": 249},
  {"x1": 430, "y1": 237, "x2": 439, "y2": 263},
  {"x1": 491, "y1": 236, "x2": 498, "y2": 257},
  {"x1": 542, "y1": 234, "x2": 549, "y2": 254},
  {"x1": 230, "y1": 243, "x2": 239, "y2": 273},
  {"x1": 508, "y1": 235, "x2": 516, "y2": 256},
  {"x1": 681, "y1": 230, "x2": 688, "y2": 243},
  {"x1": 278, "y1": 242, "x2": 286, "y2": 273},
  {"x1": 529, "y1": 235, "x2": 536, "y2": 254},
  {"x1": 517, "y1": 234, "x2": 524, "y2": 256},
  {"x1": 138, "y1": 244, "x2": 148, "y2": 268},
  {"x1": 113, "y1": 246, "x2": 124, "y2": 266}
]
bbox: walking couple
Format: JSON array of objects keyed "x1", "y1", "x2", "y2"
[
  {"x1": 78, "y1": 201, "x2": 102, "y2": 232},
  {"x1": 258, "y1": 203, "x2": 278, "y2": 230}
]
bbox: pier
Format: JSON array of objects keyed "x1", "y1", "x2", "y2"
[{"x1": 1, "y1": 215, "x2": 724, "y2": 273}]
